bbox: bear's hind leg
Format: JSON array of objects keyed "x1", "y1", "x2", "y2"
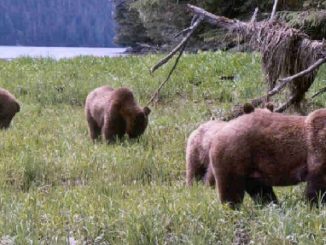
[
  {"x1": 246, "y1": 178, "x2": 278, "y2": 205},
  {"x1": 216, "y1": 172, "x2": 245, "y2": 208},
  {"x1": 204, "y1": 165, "x2": 215, "y2": 187},
  {"x1": 87, "y1": 116, "x2": 101, "y2": 141},
  {"x1": 186, "y1": 159, "x2": 206, "y2": 186}
]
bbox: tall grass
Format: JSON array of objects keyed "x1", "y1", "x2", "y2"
[{"x1": 0, "y1": 52, "x2": 325, "y2": 244}]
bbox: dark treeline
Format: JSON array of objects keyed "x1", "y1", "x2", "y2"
[
  {"x1": 113, "y1": 0, "x2": 326, "y2": 50},
  {"x1": 0, "y1": 0, "x2": 115, "y2": 47}
]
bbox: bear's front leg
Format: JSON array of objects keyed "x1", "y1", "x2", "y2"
[
  {"x1": 216, "y1": 172, "x2": 245, "y2": 209},
  {"x1": 245, "y1": 178, "x2": 278, "y2": 205},
  {"x1": 102, "y1": 116, "x2": 118, "y2": 143},
  {"x1": 103, "y1": 112, "x2": 126, "y2": 143}
]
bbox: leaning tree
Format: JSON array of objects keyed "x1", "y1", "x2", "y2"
[{"x1": 148, "y1": 0, "x2": 326, "y2": 119}]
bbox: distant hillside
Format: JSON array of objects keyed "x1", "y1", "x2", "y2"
[{"x1": 0, "y1": 0, "x2": 116, "y2": 47}]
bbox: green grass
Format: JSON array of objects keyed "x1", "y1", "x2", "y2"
[{"x1": 0, "y1": 52, "x2": 326, "y2": 244}]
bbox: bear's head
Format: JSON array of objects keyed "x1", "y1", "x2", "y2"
[{"x1": 128, "y1": 106, "x2": 151, "y2": 138}]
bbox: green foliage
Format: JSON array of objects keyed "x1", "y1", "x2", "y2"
[
  {"x1": 0, "y1": 53, "x2": 326, "y2": 243},
  {"x1": 113, "y1": 0, "x2": 151, "y2": 46},
  {"x1": 279, "y1": 10, "x2": 326, "y2": 39}
]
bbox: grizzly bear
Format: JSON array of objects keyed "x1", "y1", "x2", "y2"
[
  {"x1": 186, "y1": 103, "x2": 273, "y2": 187},
  {"x1": 0, "y1": 88, "x2": 20, "y2": 129},
  {"x1": 209, "y1": 108, "x2": 326, "y2": 208},
  {"x1": 85, "y1": 86, "x2": 150, "y2": 142}
]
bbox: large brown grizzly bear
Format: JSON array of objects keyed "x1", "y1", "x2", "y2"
[
  {"x1": 0, "y1": 88, "x2": 20, "y2": 129},
  {"x1": 209, "y1": 108, "x2": 326, "y2": 208},
  {"x1": 85, "y1": 86, "x2": 150, "y2": 142},
  {"x1": 186, "y1": 103, "x2": 273, "y2": 187}
]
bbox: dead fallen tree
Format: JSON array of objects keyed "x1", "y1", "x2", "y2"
[{"x1": 149, "y1": 2, "x2": 326, "y2": 118}]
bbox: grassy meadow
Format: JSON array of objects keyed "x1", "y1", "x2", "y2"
[{"x1": 0, "y1": 52, "x2": 326, "y2": 244}]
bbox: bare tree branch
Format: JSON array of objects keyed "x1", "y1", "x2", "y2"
[
  {"x1": 270, "y1": 0, "x2": 279, "y2": 21},
  {"x1": 251, "y1": 8, "x2": 259, "y2": 23},
  {"x1": 147, "y1": 45, "x2": 186, "y2": 106},
  {"x1": 275, "y1": 95, "x2": 297, "y2": 112},
  {"x1": 187, "y1": 4, "x2": 247, "y2": 30},
  {"x1": 268, "y1": 57, "x2": 326, "y2": 97},
  {"x1": 150, "y1": 15, "x2": 203, "y2": 74},
  {"x1": 174, "y1": 15, "x2": 197, "y2": 38},
  {"x1": 149, "y1": 4, "x2": 326, "y2": 114},
  {"x1": 311, "y1": 86, "x2": 326, "y2": 99}
]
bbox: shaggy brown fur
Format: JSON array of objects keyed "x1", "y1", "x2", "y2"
[
  {"x1": 85, "y1": 86, "x2": 150, "y2": 142},
  {"x1": 0, "y1": 88, "x2": 20, "y2": 129},
  {"x1": 209, "y1": 108, "x2": 326, "y2": 208},
  {"x1": 186, "y1": 104, "x2": 273, "y2": 187},
  {"x1": 186, "y1": 120, "x2": 227, "y2": 186}
]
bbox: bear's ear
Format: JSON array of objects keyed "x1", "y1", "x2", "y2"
[
  {"x1": 265, "y1": 102, "x2": 274, "y2": 112},
  {"x1": 143, "y1": 106, "x2": 151, "y2": 116},
  {"x1": 243, "y1": 103, "x2": 254, "y2": 114}
]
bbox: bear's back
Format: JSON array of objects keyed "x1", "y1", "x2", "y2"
[
  {"x1": 86, "y1": 86, "x2": 114, "y2": 108},
  {"x1": 210, "y1": 109, "x2": 307, "y2": 163},
  {"x1": 210, "y1": 110, "x2": 307, "y2": 180},
  {"x1": 85, "y1": 86, "x2": 115, "y2": 124},
  {"x1": 223, "y1": 110, "x2": 305, "y2": 138}
]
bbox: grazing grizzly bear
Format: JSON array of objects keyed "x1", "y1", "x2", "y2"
[
  {"x1": 209, "y1": 108, "x2": 326, "y2": 208},
  {"x1": 85, "y1": 86, "x2": 150, "y2": 142},
  {"x1": 186, "y1": 103, "x2": 273, "y2": 187},
  {"x1": 0, "y1": 88, "x2": 20, "y2": 129}
]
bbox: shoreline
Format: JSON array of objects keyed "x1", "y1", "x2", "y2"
[{"x1": 0, "y1": 45, "x2": 127, "y2": 60}]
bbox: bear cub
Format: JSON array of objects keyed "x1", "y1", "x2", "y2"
[
  {"x1": 85, "y1": 86, "x2": 150, "y2": 142},
  {"x1": 0, "y1": 87, "x2": 20, "y2": 129}
]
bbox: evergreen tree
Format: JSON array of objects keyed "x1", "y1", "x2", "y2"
[
  {"x1": 113, "y1": 0, "x2": 151, "y2": 47},
  {"x1": 0, "y1": 0, "x2": 116, "y2": 47}
]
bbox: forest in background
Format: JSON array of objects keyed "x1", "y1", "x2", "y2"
[
  {"x1": 0, "y1": 0, "x2": 115, "y2": 47},
  {"x1": 114, "y1": 0, "x2": 326, "y2": 50},
  {"x1": 0, "y1": 0, "x2": 325, "y2": 49}
]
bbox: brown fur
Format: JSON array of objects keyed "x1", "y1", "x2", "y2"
[
  {"x1": 209, "y1": 108, "x2": 326, "y2": 208},
  {"x1": 0, "y1": 88, "x2": 20, "y2": 129},
  {"x1": 186, "y1": 120, "x2": 227, "y2": 186},
  {"x1": 186, "y1": 105, "x2": 273, "y2": 187},
  {"x1": 85, "y1": 86, "x2": 150, "y2": 142}
]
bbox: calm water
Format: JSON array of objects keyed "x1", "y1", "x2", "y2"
[{"x1": 0, "y1": 46, "x2": 127, "y2": 60}]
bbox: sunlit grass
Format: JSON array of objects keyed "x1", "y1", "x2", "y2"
[{"x1": 0, "y1": 52, "x2": 325, "y2": 244}]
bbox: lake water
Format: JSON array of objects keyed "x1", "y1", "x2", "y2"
[{"x1": 0, "y1": 46, "x2": 127, "y2": 60}]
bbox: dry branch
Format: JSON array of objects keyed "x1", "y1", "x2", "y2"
[
  {"x1": 150, "y1": 15, "x2": 203, "y2": 74},
  {"x1": 270, "y1": 0, "x2": 279, "y2": 20},
  {"x1": 312, "y1": 86, "x2": 326, "y2": 99},
  {"x1": 150, "y1": 3, "x2": 326, "y2": 116},
  {"x1": 268, "y1": 57, "x2": 326, "y2": 97},
  {"x1": 147, "y1": 45, "x2": 186, "y2": 106},
  {"x1": 275, "y1": 95, "x2": 297, "y2": 112},
  {"x1": 250, "y1": 8, "x2": 259, "y2": 23},
  {"x1": 187, "y1": 4, "x2": 248, "y2": 31}
]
